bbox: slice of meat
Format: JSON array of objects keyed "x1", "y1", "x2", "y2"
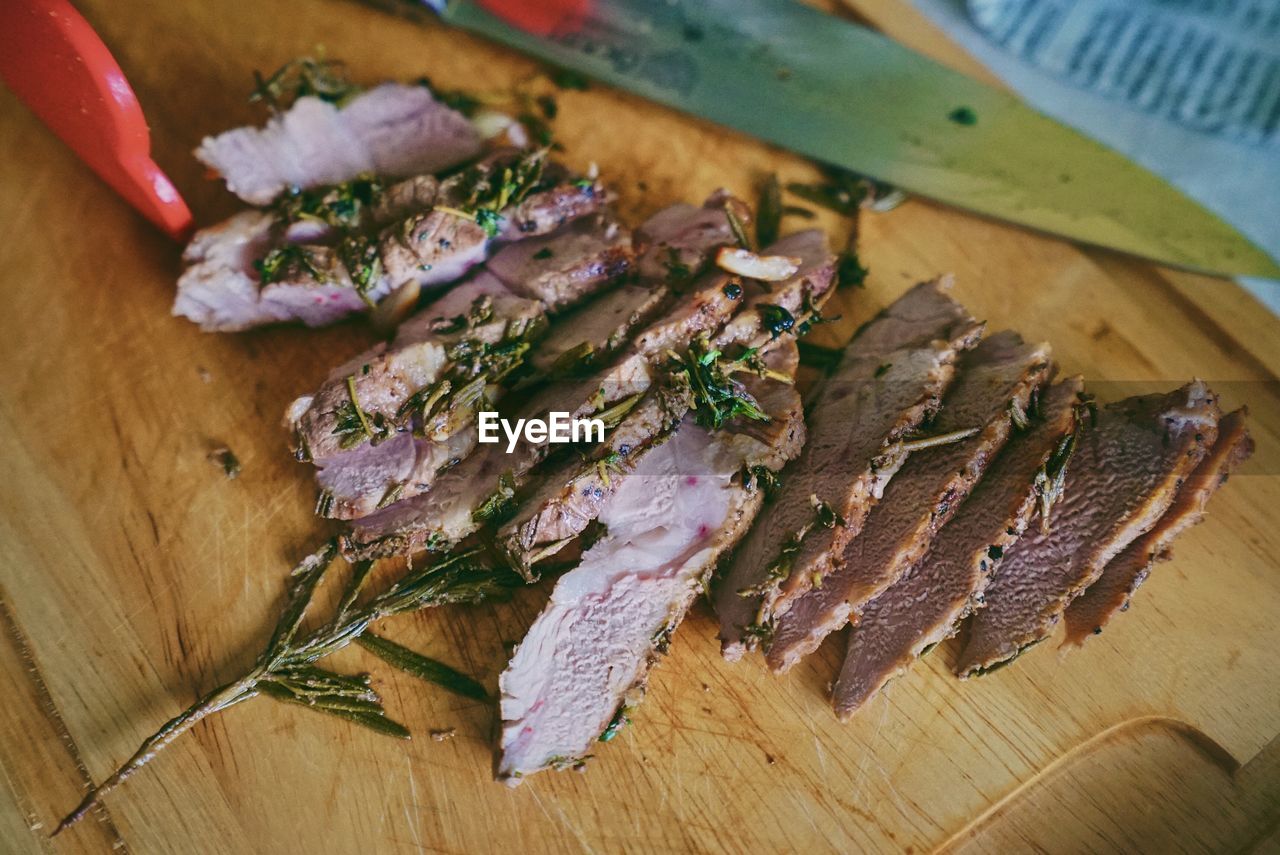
[
  {"x1": 486, "y1": 214, "x2": 634, "y2": 311},
  {"x1": 955, "y1": 381, "x2": 1222, "y2": 676},
  {"x1": 713, "y1": 278, "x2": 983, "y2": 660},
  {"x1": 1061, "y1": 408, "x2": 1252, "y2": 647},
  {"x1": 174, "y1": 211, "x2": 282, "y2": 331},
  {"x1": 195, "y1": 83, "x2": 481, "y2": 205},
  {"x1": 712, "y1": 229, "x2": 837, "y2": 350},
  {"x1": 765, "y1": 332, "x2": 1054, "y2": 672},
  {"x1": 289, "y1": 273, "x2": 541, "y2": 461},
  {"x1": 528, "y1": 283, "x2": 670, "y2": 376},
  {"x1": 496, "y1": 384, "x2": 692, "y2": 574},
  {"x1": 497, "y1": 345, "x2": 803, "y2": 784},
  {"x1": 498, "y1": 344, "x2": 805, "y2": 573},
  {"x1": 342, "y1": 354, "x2": 656, "y2": 558},
  {"x1": 340, "y1": 196, "x2": 759, "y2": 557},
  {"x1": 634, "y1": 191, "x2": 752, "y2": 282},
  {"x1": 831, "y1": 377, "x2": 1084, "y2": 718}
]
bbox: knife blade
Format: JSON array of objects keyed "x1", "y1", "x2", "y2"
[{"x1": 387, "y1": 0, "x2": 1279, "y2": 278}]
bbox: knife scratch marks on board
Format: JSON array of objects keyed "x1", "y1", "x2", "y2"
[
  {"x1": 529, "y1": 787, "x2": 597, "y2": 855},
  {"x1": 0, "y1": 591, "x2": 130, "y2": 851},
  {"x1": 403, "y1": 755, "x2": 423, "y2": 851}
]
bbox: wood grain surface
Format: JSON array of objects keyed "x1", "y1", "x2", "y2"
[{"x1": 1, "y1": 0, "x2": 1278, "y2": 852}]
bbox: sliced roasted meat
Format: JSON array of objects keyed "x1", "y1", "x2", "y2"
[
  {"x1": 714, "y1": 278, "x2": 983, "y2": 660},
  {"x1": 342, "y1": 354, "x2": 656, "y2": 558},
  {"x1": 634, "y1": 191, "x2": 752, "y2": 281},
  {"x1": 291, "y1": 222, "x2": 639, "y2": 519},
  {"x1": 176, "y1": 152, "x2": 608, "y2": 332},
  {"x1": 831, "y1": 378, "x2": 1084, "y2": 718},
  {"x1": 1061, "y1": 408, "x2": 1252, "y2": 647},
  {"x1": 195, "y1": 83, "x2": 481, "y2": 205},
  {"x1": 765, "y1": 331, "x2": 1053, "y2": 672},
  {"x1": 712, "y1": 229, "x2": 837, "y2": 351},
  {"x1": 497, "y1": 346, "x2": 803, "y2": 784},
  {"x1": 499, "y1": 344, "x2": 804, "y2": 573},
  {"x1": 487, "y1": 214, "x2": 634, "y2": 311},
  {"x1": 529, "y1": 283, "x2": 670, "y2": 376},
  {"x1": 955, "y1": 381, "x2": 1222, "y2": 676}
]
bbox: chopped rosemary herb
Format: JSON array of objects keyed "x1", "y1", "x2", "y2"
[
  {"x1": 438, "y1": 148, "x2": 550, "y2": 238},
  {"x1": 724, "y1": 203, "x2": 754, "y2": 251},
  {"x1": 533, "y1": 246, "x2": 554, "y2": 260},
  {"x1": 273, "y1": 175, "x2": 382, "y2": 230},
  {"x1": 339, "y1": 235, "x2": 381, "y2": 306},
  {"x1": 836, "y1": 251, "x2": 869, "y2": 288},
  {"x1": 599, "y1": 705, "x2": 630, "y2": 742},
  {"x1": 208, "y1": 447, "x2": 241, "y2": 479},
  {"x1": 250, "y1": 56, "x2": 361, "y2": 112},
  {"x1": 665, "y1": 336, "x2": 771, "y2": 431},
  {"x1": 742, "y1": 464, "x2": 781, "y2": 496},
  {"x1": 757, "y1": 174, "x2": 782, "y2": 248},
  {"x1": 1033, "y1": 416, "x2": 1081, "y2": 533},
  {"x1": 255, "y1": 244, "x2": 325, "y2": 285},
  {"x1": 473, "y1": 470, "x2": 518, "y2": 523},
  {"x1": 550, "y1": 67, "x2": 591, "y2": 90},
  {"x1": 593, "y1": 392, "x2": 643, "y2": 429},
  {"x1": 549, "y1": 341, "x2": 596, "y2": 378}
]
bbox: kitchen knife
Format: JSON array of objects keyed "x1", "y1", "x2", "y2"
[{"x1": 372, "y1": 0, "x2": 1279, "y2": 279}]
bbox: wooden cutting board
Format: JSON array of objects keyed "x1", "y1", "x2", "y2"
[{"x1": 2, "y1": 0, "x2": 1278, "y2": 852}]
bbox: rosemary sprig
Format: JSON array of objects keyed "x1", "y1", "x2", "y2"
[
  {"x1": 757, "y1": 174, "x2": 783, "y2": 248},
  {"x1": 250, "y1": 56, "x2": 362, "y2": 112},
  {"x1": 55, "y1": 543, "x2": 522, "y2": 834},
  {"x1": 358, "y1": 633, "x2": 489, "y2": 701},
  {"x1": 437, "y1": 149, "x2": 550, "y2": 238},
  {"x1": 665, "y1": 336, "x2": 772, "y2": 431}
]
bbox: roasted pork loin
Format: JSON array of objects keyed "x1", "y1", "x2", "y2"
[
  {"x1": 714, "y1": 278, "x2": 982, "y2": 659},
  {"x1": 832, "y1": 378, "x2": 1084, "y2": 717},
  {"x1": 1061, "y1": 407, "x2": 1252, "y2": 646},
  {"x1": 498, "y1": 345, "x2": 803, "y2": 783},
  {"x1": 956, "y1": 381, "x2": 1221, "y2": 676},
  {"x1": 196, "y1": 83, "x2": 481, "y2": 205}
]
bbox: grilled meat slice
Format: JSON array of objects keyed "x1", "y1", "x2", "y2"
[
  {"x1": 487, "y1": 214, "x2": 634, "y2": 311},
  {"x1": 195, "y1": 83, "x2": 481, "y2": 205},
  {"x1": 529, "y1": 284, "x2": 671, "y2": 376},
  {"x1": 497, "y1": 346, "x2": 803, "y2": 784},
  {"x1": 342, "y1": 354, "x2": 656, "y2": 558},
  {"x1": 956, "y1": 381, "x2": 1222, "y2": 676},
  {"x1": 714, "y1": 278, "x2": 983, "y2": 659},
  {"x1": 766, "y1": 332, "x2": 1053, "y2": 672},
  {"x1": 292, "y1": 221, "x2": 638, "y2": 519},
  {"x1": 496, "y1": 237, "x2": 835, "y2": 572},
  {"x1": 499, "y1": 344, "x2": 804, "y2": 574},
  {"x1": 1061, "y1": 408, "x2": 1252, "y2": 647},
  {"x1": 831, "y1": 378, "x2": 1084, "y2": 718},
  {"x1": 634, "y1": 191, "x2": 752, "y2": 281},
  {"x1": 340, "y1": 197, "x2": 759, "y2": 558},
  {"x1": 176, "y1": 153, "x2": 607, "y2": 332}
]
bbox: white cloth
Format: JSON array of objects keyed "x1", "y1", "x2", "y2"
[{"x1": 911, "y1": 0, "x2": 1280, "y2": 312}]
